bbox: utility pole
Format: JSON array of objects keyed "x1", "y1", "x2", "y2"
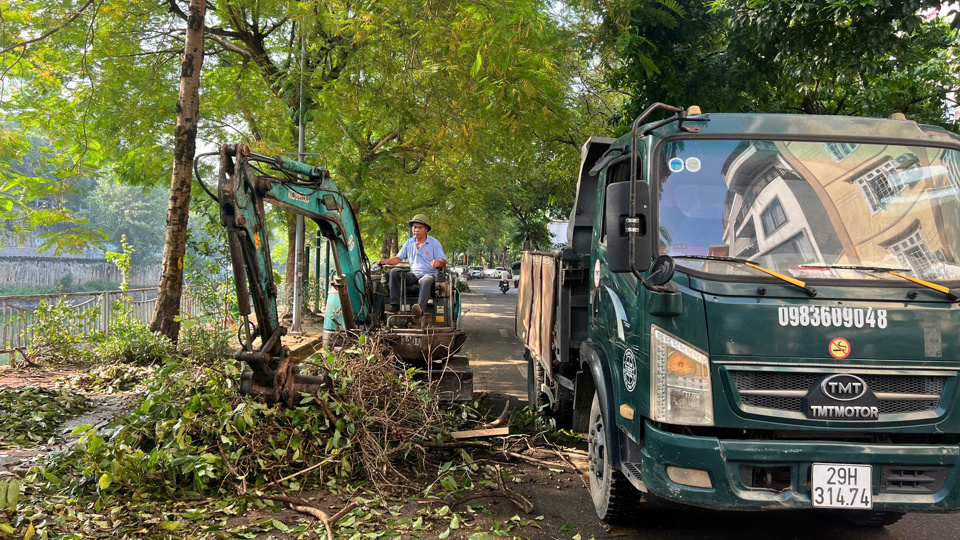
[{"x1": 291, "y1": 27, "x2": 307, "y2": 334}]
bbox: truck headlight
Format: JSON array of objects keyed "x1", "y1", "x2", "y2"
[{"x1": 650, "y1": 326, "x2": 713, "y2": 426}]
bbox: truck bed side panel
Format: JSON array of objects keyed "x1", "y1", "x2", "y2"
[{"x1": 517, "y1": 252, "x2": 559, "y2": 379}]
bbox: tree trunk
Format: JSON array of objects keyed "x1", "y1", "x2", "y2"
[
  {"x1": 150, "y1": 0, "x2": 206, "y2": 342},
  {"x1": 282, "y1": 213, "x2": 296, "y2": 318},
  {"x1": 380, "y1": 230, "x2": 397, "y2": 259}
]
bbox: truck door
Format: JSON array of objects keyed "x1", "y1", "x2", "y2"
[{"x1": 592, "y1": 157, "x2": 638, "y2": 396}]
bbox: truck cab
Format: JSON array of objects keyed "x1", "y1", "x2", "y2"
[{"x1": 517, "y1": 105, "x2": 960, "y2": 525}]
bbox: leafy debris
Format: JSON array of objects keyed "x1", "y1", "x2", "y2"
[{"x1": 0, "y1": 387, "x2": 90, "y2": 449}]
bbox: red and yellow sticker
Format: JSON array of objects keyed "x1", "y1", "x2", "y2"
[{"x1": 829, "y1": 337, "x2": 851, "y2": 360}]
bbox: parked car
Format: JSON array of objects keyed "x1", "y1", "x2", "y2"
[
  {"x1": 483, "y1": 268, "x2": 500, "y2": 278},
  {"x1": 468, "y1": 266, "x2": 483, "y2": 279}
]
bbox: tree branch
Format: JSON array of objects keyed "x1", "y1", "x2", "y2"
[
  {"x1": 166, "y1": 0, "x2": 242, "y2": 38},
  {"x1": 0, "y1": 0, "x2": 96, "y2": 55}
]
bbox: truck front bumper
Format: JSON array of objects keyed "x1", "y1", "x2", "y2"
[{"x1": 639, "y1": 421, "x2": 960, "y2": 512}]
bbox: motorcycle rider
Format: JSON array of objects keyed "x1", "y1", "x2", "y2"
[
  {"x1": 499, "y1": 267, "x2": 511, "y2": 291},
  {"x1": 377, "y1": 214, "x2": 447, "y2": 316}
]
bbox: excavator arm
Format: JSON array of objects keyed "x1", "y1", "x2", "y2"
[{"x1": 217, "y1": 143, "x2": 373, "y2": 405}]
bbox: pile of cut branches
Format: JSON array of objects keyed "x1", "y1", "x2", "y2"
[
  {"x1": 55, "y1": 363, "x2": 156, "y2": 394},
  {"x1": 300, "y1": 338, "x2": 447, "y2": 492},
  {"x1": 1, "y1": 328, "x2": 595, "y2": 539},
  {"x1": 0, "y1": 387, "x2": 89, "y2": 449},
  {"x1": 6, "y1": 335, "x2": 454, "y2": 535}
]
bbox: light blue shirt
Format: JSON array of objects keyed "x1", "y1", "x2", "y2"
[{"x1": 397, "y1": 235, "x2": 446, "y2": 277}]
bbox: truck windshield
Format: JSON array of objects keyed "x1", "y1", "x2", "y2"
[{"x1": 657, "y1": 138, "x2": 960, "y2": 282}]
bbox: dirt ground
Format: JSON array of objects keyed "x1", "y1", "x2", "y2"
[{"x1": 0, "y1": 360, "x2": 610, "y2": 539}]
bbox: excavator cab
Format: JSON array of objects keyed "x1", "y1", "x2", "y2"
[{"x1": 371, "y1": 265, "x2": 467, "y2": 363}]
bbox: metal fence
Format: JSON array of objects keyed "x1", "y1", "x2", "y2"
[{"x1": 0, "y1": 288, "x2": 200, "y2": 365}]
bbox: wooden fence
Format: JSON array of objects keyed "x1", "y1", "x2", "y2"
[{"x1": 0, "y1": 288, "x2": 200, "y2": 365}]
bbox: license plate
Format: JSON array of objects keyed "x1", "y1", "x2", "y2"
[{"x1": 811, "y1": 463, "x2": 873, "y2": 509}]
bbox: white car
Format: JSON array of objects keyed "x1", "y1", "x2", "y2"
[
  {"x1": 483, "y1": 268, "x2": 500, "y2": 278},
  {"x1": 468, "y1": 266, "x2": 483, "y2": 279}
]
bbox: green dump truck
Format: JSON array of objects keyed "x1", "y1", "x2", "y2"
[{"x1": 516, "y1": 103, "x2": 960, "y2": 526}]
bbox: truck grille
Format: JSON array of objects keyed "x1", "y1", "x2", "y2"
[{"x1": 732, "y1": 371, "x2": 947, "y2": 417}]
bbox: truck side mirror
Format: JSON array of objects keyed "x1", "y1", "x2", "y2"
[{"x1": 605, "y1": 181, "x2": 652, "y2": 273}]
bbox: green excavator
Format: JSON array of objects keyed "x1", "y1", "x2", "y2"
[{"x1": 213, "y1": 143, "x2": 469, "y2": 406}]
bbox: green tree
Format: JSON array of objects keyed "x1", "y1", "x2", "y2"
[
  {"x1": 80, "y1": 180, "x2": 168, "y2": 267},
  {"x1": 2, "y1": 0, "x2": 612, "y2": 328},
  {"x1": 579, "y1": 0, "x2": 960, "y2": 129}
]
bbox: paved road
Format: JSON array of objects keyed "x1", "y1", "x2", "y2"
[
  {"x1": 458, "y1": 278, "x2": 527, "y2": 414},
  {"x1": 458, "y1": 278, "x2": 960, "y2": 539}
]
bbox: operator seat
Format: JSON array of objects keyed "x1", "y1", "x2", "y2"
[{"x1": 397, "y1": 269, "x2": 441, "y2": 313}]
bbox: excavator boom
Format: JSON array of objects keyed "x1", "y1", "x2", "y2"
[{"x1": 217, "y1": 143, "x2": 372, "y2": 405}]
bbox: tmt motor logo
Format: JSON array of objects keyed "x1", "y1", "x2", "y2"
[
  {"x1": 804, "y1": 374, "x2": 880, "y2": 420},
  {"x1": 822, "y1": 374, "x2": 866, "y2": 401}
]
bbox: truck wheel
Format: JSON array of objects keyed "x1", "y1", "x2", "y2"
[
  {"x1": 526, "y1": 351, "x2": 547, "y2": 409},
  {"x1": 526, "y1": 351, "x2": 574, "y2": 428},
  {"x1": 840, "y1": 511, "x2": 906, "y2": 527},
  {"x1": 588, "y1": 391, "x2": 641, "y2": 522}
]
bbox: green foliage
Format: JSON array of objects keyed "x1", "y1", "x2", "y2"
[
  {"x1": 104, "y1": 234, "x2": 135, "y2": 292},
  {"x1": 0, "y1": 280, "x2": 121, "y2": 297},
  {"x1": 721, "y1": 0, "x2": 960, "y2": 124},
  {"x1": 91, "y1": 317, "x2": 173, "y2": 367},
  {"x1": 84, "y1": 182, "x2": 169, "y2": 268},
  {"x1": 3, "y1": 0, "x2": 606, "y2": 271},
  {"x1": 0, "y1": 387, "x2": 90, "y2": 449},
  {"x1": 176, "y1": 318, "x2": 233, "y2": 365},
  {"x1": 183, "y1": 233, "x2": 236, "y2": 332},
  {"x1": 22, "y1": 341, "x2": 444, "y2": 510},
  {"x1": 0, "y1": 478, "x2": 21, "y2": 511},
  {"x1": 588, "y1": 0, "x2": 960, "y2": 129},
  {"x1": 0, "y1": 128, "x2": 107, "y2": 255},
  {"x1": 24, "y1": 297, "x2": 100, "y2": 365}
]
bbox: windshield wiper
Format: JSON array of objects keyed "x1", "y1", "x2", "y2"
[
  {"x1": 887, "y1": 271, "x2": 958, "y2": 301},
  {"x1": 673, "y1": 255, "x2": 817, "y2": 297},
  {"x1": 799, "y1": 264, "x2": 909, "y2": 273},
  {"x1": 801, "y1": 264, "x2": 958, "y2": 301}
]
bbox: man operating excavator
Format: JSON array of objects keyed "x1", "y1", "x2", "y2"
[{"x1": 377, "y1": 214, "x2": 447, "y2": 316}]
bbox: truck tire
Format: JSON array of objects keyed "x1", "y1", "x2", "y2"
[
  {"x1": 588, "y1": 391, "x2": 641, "y2": 522},
  {"x1": 840, "y1": 511, "x2": 906, "y2": 527}
]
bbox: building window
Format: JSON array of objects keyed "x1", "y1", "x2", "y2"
[
  {"x1": 855, "y1": 158, "x2": 909, "y2": 214},
  {"x1": 822, "y1": 142, "x2": 860, "y2": 162},
  {"x1": 890, "y1": 230, "x2": 943, "y2": 280},
  {"x1": 760, "y1": 198, "x2": 787, "y2": 236},
  {"x1": 763, "y1": 232, "x2": 815, "y2": 269}
]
